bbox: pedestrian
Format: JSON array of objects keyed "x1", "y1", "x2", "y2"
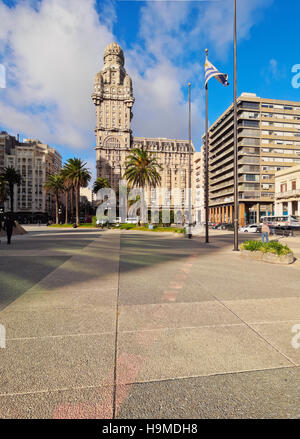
[
  {"x1": 261, "y1": 220, "x2": 270, "y2": 243},
  {"x1": 0, "y1": 215, "x2": 3, "y2": 244},
  {"x1": 4, "y1": 214, "x2": 16, "y2": 245}
]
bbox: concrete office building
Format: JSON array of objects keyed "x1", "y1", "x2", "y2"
[{"x1": 206, "y1": 93, "x2": 300, "y2": 226}]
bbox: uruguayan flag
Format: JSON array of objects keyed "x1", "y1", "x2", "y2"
[{"x1": 205, "y1": 59, "x2": 229, "y2": 87}]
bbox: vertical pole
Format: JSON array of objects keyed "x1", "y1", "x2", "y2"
[
  {"x1": 233, "y1": 0, "x2": 239, "y2": 251},
  {"x1": 205, "y1": 49, "x2": 209, "y2": 244},
  {"x1": 188, "y1": 82, "x2": 192, "y2": 238}
]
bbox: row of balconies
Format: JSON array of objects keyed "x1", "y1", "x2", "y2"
[
  {"x1": 210, "y1": 151, "x2": 260, "y2": 173},
  {"x1": 275, "y1": 189, "x2": 300, "y2": 199}
]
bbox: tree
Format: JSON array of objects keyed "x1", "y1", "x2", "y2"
[
  {"x1": 62, "y1": 158, "x2": 91, "y2": 226},
  {"x1": 1, "y1": 166, "x2": 22, "y2": 213},
  {"x1": 0, "y1": 175, "x2": 8, "y2": 206},
  {"x1": 60, "y1": 171, "x2": 73, "y2": 224},
  {"x1": 92, "y1": 177, "x2": 110, "y2": 194},
  {"x1": 123, "y1": 147, "x2": 163, "y2": 188},
  {"x1": 44, "y1": 174, "x2": 65, "y2": 224}
]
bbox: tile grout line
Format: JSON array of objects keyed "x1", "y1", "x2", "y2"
[
  {"x1": 0, "y1": 364, "x2": 297, "y2": 399},
  {"x1": 212, "y1": 294, "x2": 298, "y2": 367},
  {"x1": 5, "y1": 320, "x2": 300, "y2": 342}
]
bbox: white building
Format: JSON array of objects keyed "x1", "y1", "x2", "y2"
[
  {"x1": 4, "y1": 138, "x2": 62, "y2": 215},
  {"x1": 274, "y1": 164, "x2": 300, "y2": 217},
  {"x1": 80, "y1": 187, "x2": 94, "y2": 204},
  {"x1": 193, "y1": 150, "x2": 205, "y2": 224},
  {"x1": 92, "y1": 42, "x2": 195, "y2": 211}
]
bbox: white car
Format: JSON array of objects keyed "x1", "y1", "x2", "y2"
[
  {"x1": 239, "y1": 224, "x2": 258, "y2": 233},
  {"x1": 126, "y1": 218, "x2": 137, "y2": 224}
]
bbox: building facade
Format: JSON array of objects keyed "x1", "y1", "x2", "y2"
[
  {"x1": 206, "y1": 93, "x2": 300, "y2": 226},
  {"x1": 193, "y1": 150, "x2": 205, "y2": 224},
  {"x1": 92, "y1": 42, "x2": 195, "y2": 211},
  {"x1": 4, "y1": 137, "x2": 62, "y2": 216},
  {"x1": 0, "y1": 131, "x2": 18, "y2": 175},
  {"x1": 274, "y1": 165, "x2": 300, "y2": 217}
]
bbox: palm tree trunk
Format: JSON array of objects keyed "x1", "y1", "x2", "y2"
[
  {"x1": 55, "y1": 194, "x2": 59, "y2": 224},
  {"x1": 75, "y1": 185, "x2": 80, "y2": 226},
  {"x1": 65, "y1": 190, "x2": 68, "y2": 224},
  {"x1": 9, "y1": 183, "x2": 14, "y2": 213},
  {"x1": 70, "y1": 189, "x2": 73, "y2": 223}
]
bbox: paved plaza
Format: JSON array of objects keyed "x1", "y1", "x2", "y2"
[{"x1": 0, "y1": 227, "x2": 300, "y2": 418}]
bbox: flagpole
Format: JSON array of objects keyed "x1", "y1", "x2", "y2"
[
  {"x1": 188, "y1": 82, "x2": 192, "y2": 239},
  {"x1": 205, "y1": 48, "x2": 209, "y2": 244},
  {"x1": 233, "y1": 0, "x2": 239, "y2": 251}
]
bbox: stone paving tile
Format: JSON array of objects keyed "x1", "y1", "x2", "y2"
[
  {"x1": 117, "y1": 367, "x2": 300, "y2": 419},
  {"x1": 10, "y1": 287, "x2": 118, "y2": 308},
  {"x1": 0, "y1": 256, "x2": 71, "y2": 311},
  {"x1": 0, "y1": 386, "x2": 113, "y2": 419},
  {"x1": 118, "y1": 301, "x2": 240, "y2": 332},
  {"x1": 117, "y1": 325, "x2": 292, "y2": 384},
  {"x1": 0, "y1": 334, "x2": 115, "y2": 395},
  {"x1": 0, "y1": 306, "x2": 116, "y2": 338},
  {"x1": 223, "y1": 297, "x2": 300, "y2": 323},
  {"x1": 191, "y1": 257, "x2": 300, "y2": 301},
  {"x1": 251, "y1": 321, "x2": 300, "y2": 366}
]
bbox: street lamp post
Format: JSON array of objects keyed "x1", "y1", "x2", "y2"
[
  {"x1": 233, "y1": 0, "x2": 239, "y2": 251},
  {"x1": 205, "y1": 49, "x2": 209, "y2": 244}
]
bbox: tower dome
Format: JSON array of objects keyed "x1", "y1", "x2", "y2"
[{"x1": 104, "y1": 42, "x2": 124, "y2": 66}]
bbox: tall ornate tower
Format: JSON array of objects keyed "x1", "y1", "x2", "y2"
[{"x1": 92, "y1": 42, "x2": 134, "y2": 189}]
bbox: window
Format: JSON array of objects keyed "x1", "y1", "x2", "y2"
[
  {"x1": 292, "y1": 180, "x2": 296, "y2": 190},
  {"x1": 243, "y1": 120, "x2": 259, "y2": 127},
  {"x1": 241, "y1": 102, "x2": 259, "y2": 109},
  {"x1": 104, "y1": 137, "x2": 121, "y2": 149},
  {"x1": 245, "y1": 174, "x2": 258, "y2": 182},
  {"x1": 281, "y1": 183, "x2": 287, "y2": 193}
]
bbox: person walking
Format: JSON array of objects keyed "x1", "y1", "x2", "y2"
[
  {"x1": 0, "y1": 215, "x2": 3, "y2": 244},
  {"x1": 261, "y1": 220, "x2": 270, "y2": 243},
  {"x1": 4, "y1": 214, "x2": 16, "y2": 245}
]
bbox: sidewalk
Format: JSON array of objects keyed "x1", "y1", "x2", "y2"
[{"x1": 0, "y1": 229, "x2": 299, "y2": 418}]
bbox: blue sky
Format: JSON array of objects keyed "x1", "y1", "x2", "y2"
[{"x1": 0, "y1": 0, "x2": 300, "y2": 181}]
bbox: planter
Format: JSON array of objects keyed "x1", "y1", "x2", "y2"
[{"x1": 241, "y1": 249, "x2": 294, "y2": 265}]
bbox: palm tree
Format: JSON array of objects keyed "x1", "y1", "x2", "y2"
[
  {"x1": 44, "y1": 174, "x2": 65, "y2": 224},
  {"x1": 123, "y1": 147, "x2": 163, "y2": 188},
  {"x1": 62, "y1": 158, "x2": 91, "y2": 226},
  {"x1": 92, "y1": 177, "x2": 110, "y2": 194},
  {"x1": 2, "y1": 166, "x2": 22, "y2": 213},
  {"x1": 0, "y1": 175, "x2": 8, "y2": 207},
  {"x1": 60, "y1": 171, "x2": 73, "y2": 224}
]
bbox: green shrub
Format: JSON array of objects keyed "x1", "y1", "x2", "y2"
[
  {"x1": 241, "y1": 240, "x2": 291, "y2": 256},
  {"x1": 119, "y1": 223, "x2": 137, "y2": 230},
  {"x1": 241, "y1": 240, "x2": 263, "y2": 252}
]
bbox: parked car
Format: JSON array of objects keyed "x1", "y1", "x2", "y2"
[
  {"x1": 223, "y1": 223, "x2": 234, "y2": 231},
  {"x1": 239, "y1": 224, "x2": 259, "y2": 233},
  {"x1": 218, "y1": 223, "x2": 230, "y2": 230},
  {"x1": 126, "y1": 218, "x2": 137, "y2": 224},
  {"x1": 109, "y1": 217, "x2": 121, "y2": 224}
]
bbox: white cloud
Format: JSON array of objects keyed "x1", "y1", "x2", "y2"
[
  {"x1": 0, "y1": 0, "x2": 113, "y2": 149},
  {"x1": 0, "y1": 0, "x2": 274, "y2": 157},
  {"x1": 124, "y1": 0, "x2": 274, "y2": 146}
]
